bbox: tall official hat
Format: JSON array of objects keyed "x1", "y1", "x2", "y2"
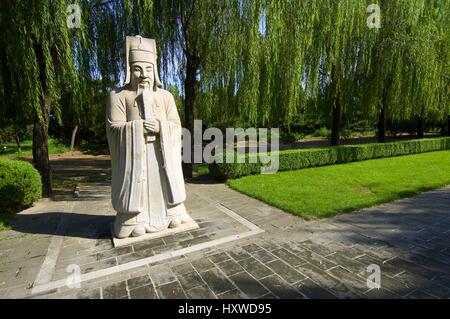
[{"x1": 125, "y1": 36, "x2": 162, "y2": 89}]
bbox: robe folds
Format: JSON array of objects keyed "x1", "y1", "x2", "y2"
[{"x1": 106, "y1": 87, "x2": 186, "y2": 220}]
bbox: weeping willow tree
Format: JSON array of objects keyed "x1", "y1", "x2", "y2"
[
  {"x1": 149, "y1": 0, "x2": 268, "y2": 176},
  {"x1": 255, "y1": 0, "x2": 316, "y2": 128},
  {"x1": 405, "y1": 0, "x2": 449, "y2": 138},
  {"x1": 0, "y1": 0, "x2": 81, "y2": 197},
  {"x1": 364, "y1": 0, "x2": 415, "y2": 142},
  {"x1": 301, "y1": 1, "x2": 378, "y2": 145},
  {"x1": 365, "y1": 0, "x2": 450, "y2": 142},
  {"x1": 194, "y1": 0, "x2": 316, "y2": 129},
  {"x1": 195, "y1": 0, "x2": 263, "y2": 128},
  {"x1": 52, "y1": 0, "x2": 156, "y2": 149},
  {"x1": 60, "y1": 0, "x2": 124, "y2": 149}
]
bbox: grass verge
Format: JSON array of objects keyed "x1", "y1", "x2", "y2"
[{"x1": 228, "y1": 150, "x2": 450, "y2": 220}]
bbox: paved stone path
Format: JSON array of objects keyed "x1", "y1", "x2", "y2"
[{"x1": 0, "y1": 180, "x2": 449, "y2": 299}]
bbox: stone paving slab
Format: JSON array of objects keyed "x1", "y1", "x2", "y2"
[{"x1": 0, "y1": 181, "x2": 449, "y2": 299}]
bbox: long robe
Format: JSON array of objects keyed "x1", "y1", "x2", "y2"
[{"x1": 106, "y1": 87, "x2": 186, "y2": 229}]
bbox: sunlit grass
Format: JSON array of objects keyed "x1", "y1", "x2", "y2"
[
  {"x1": 228, "y1": 150, "x2": 450, "y2": 220},
  {"x1": 0, "y1": 139, "x2": 69, "y2": 160}
]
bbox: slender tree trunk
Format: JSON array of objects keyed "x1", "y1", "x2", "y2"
[
  {"x1": 331, "y1": 101, "x2": 341, "y2": 146},
  {"x1": 13, "y1": 124, "x2": 21, "y2": 152},
  {"x1": 417, "y1": 116, "x2": 424, "y2": 139},
  {"x1": 180, "y1": 6, "x2": 202, "y2": 179},
  {"x1": 183, "y1": 55, "x2": 198, "y2": 178},
  {"x1": 33, "y1": 42, "x2": 52, "y2": 197},
  {"x1": 439, "y1": 121, "x2": 446, "y2": 136},
  {"x1": 13, "y1": 132, "x2": 21, "y2": 153},
  {"x1": 447, "y1": 115, "x2": 450, "y2": 137},
  {"x1": 330, "y1": 66, "x2": 341, "y2": 146},
  {"x1": 377, "y1": 91, "x2": 387, "y2": 143},
  {"x1": 377, "y1": 107, "x2": 386, "y2": 143},
  {"x1": 70, "y1": 125, "x2": 78, "y2": 151}
]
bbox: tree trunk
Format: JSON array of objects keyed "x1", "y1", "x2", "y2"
[
  {"x1": 331, "y1": 101, "x2": 341, "y2": 146},
  {"x1": 70, "y1": 125, "x2": 78, "y2": 151},
  {"x1": 13, "y1": 132, "x2": 21, "y2": 153},
  {"x1": 447, "y1": 115, "x2": 450, "y2": 137},
  {"x1": 330, "y1": 66, "x2": 341, "y2": 146},
  {"x1": 33, "y1": 114, "x2": 52, "y2": 197},
  {"x1": 183, "y1": 56, "x2": 198, "y2": 178},
  {"x1": 33, "y1": 42, "x2": 52, "y2": 198},
  {"x1": 1, "y1": 42, "x2": 20, "y2": 152},
  {"x1": 417, "y1": 116, "x2": 424, "y2": 139},
  {"x1": 13, "y1": 124, "x2": 21, "y2": 152},
  {"x1": 378, "y1": 80, "x2": 393, "y2": 143},
  {"x1": 377, "y1": 103, "x2": 386, "y2": 143}
]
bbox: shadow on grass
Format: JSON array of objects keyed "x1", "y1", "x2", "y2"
[
  {"x1": 76, "y1": 142, "x2": 110, "y2": 156},
  {"x1": 51, "y1": 156, "x2": 111, "y2": 185},
  {"x1": 0, "y1": 144, "x2": 33, "y2": 155}
]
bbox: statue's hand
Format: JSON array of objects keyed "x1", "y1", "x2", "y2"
[{"x1": 144, "y1": 119, "x2": 160, "y2": 134}]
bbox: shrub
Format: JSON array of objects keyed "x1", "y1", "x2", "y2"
[
  {"x1": 280, "y1": 131, "x2": 305, "y2": 143},
  {"x1": 0, "y1": 160, "x2": 42, "y2": 213},
  {"x1": 209, "y1": 137, "x2": 450, "y2": 180},
  {"x1": 312, "y1": 127, "x2": 332, "y2": 137}
]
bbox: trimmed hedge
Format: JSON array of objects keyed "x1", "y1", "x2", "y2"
[
  {"x1": 209, "y1": 137, "x2": 450, "y2": 180},
  {"x1": 0, "y1": 160, "x2": 42, "y2": 213}
]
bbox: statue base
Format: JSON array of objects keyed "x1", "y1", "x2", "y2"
[{"x1": 111, "y1": 215, "x2": 199, "y2": 248}]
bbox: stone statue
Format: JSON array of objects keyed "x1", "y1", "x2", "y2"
[{"x1": 106, "y1": 36, "x2": 190, "y2": 239}]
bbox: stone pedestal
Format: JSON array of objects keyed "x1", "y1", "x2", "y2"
[{"x1": 111, "y1": 215, "x2": 199, "y2": 248}]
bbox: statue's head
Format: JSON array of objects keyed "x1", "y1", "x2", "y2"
[{"x1": 125, "y1": 36, "x2": 162, "y2": 91}]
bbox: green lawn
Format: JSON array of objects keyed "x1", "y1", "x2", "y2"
[
  {"x1": 228, "y1": 150, "x2": 450, "y2": 220},
  {"x1": 0, "y1": 139, "x2": 69, "y2": 160}
]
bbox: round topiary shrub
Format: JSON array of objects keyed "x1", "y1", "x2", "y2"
[{"x1": 0, "y1": 160, "x2": 42, "y2": 213}]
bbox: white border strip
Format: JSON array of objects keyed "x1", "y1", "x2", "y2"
[{"x1": 33, "y1": 203, "x2": 75, "y2": 286}]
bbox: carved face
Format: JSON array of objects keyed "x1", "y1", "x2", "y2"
[{"x1": 130, "y1": 62, "x2": 154, "y2": 90}]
